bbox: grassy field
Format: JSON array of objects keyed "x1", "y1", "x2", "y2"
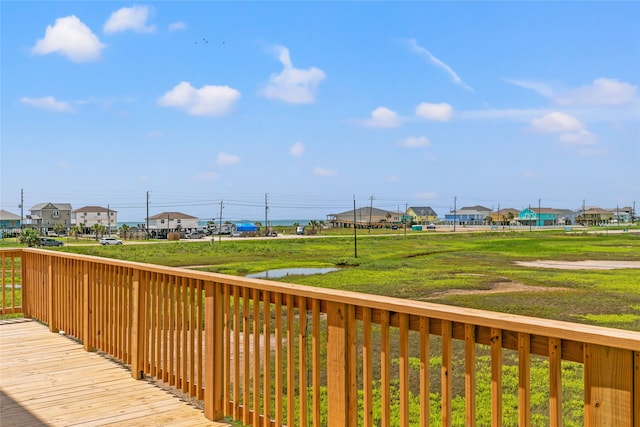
[{"x1": 47, "y1": 229, "x2": 640, "y2": 331}]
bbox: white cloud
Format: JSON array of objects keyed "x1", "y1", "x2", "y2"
[
  {"x1": 217, "y1": 152, "x2": 240, "y2": 166},
  {"x1": 158, "y1": 81, "x2": 240, "y2": 116},
  {"x1": 104, "y1": 5, "x2": 155, "y2": 34},
  {"x1": 530, "y1": 112, "x2": 583, "y2": 133},
  {"x1": 559, "y1": 130, "x2": 599, "y2": 147},
  {"x1": 193, "y1": 171, "x2": 219, "y2": 181},
  {"x1": 397, "y1": 136, "x2": 431, "y2": 148},
  {"x1": 290, "y1": 141, "x2": 305, "y2": 157},
  {"x1": 506, "y1": 79, "x2": 555, "y2": 98},
  {"x1": 259, "y1": 45, "x2": 326, "y2": 104},
  {"x1": 365, "y1": 107, "x2": 402, "y2": 128},
  {"x1": 405, "y1": 39, "x2": 473, "y2": 92},
  {"x1": 20, "y1": 96, "x2": 74, "y2": 112},
  {"x1": 415, "y1": 102, "x2": 453, "y2": 121},
  {"x1": 168, "y1": 21, "x2": 186, "y2": 32},
  {"x1": 555, "y1": 78, "x2": 637, "y2": 106},
  {"x1": 32, "y1": 15, "x2": 105, "y2": 62},
  {"x1": 313, "y1": 167, "x2": 337, "y2": 177}
]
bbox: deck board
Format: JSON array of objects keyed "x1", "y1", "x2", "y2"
[{"x1": 0, "y1": 319, "x2": 230, "y2": 427}]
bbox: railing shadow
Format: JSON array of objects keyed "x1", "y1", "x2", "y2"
[{"x1": 0, "y1": 389, "x2": 49, "y2": 426}]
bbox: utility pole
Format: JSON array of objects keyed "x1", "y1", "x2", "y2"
[
  {"x1": 368, "y1": 195, "x2": 374, "y2": 234},
  {"x1": 453, "y1": 196, "x2": 457, "y2": 232},
  {"x1": 404, "y1": 202, "x2": 408, "y2": 237},
  {"x1": 146, "y1": 191, "x2": 150, "y2": 239},
  {"x1": 529, "y1": 204, "x2": 532, "y2": 232},
  {"x1": 107, "y1": 204, "x2": 110, "y2": 235},
  {"x1": 582, "y1": 199, "x2": 586, "y2": 226},
  {"x1": 633, "y1": 201, "x2": 636, "y2": 224},
  {"x1": 264, "y1": 193, "x2": 268, "y2": 236},
  {"x1": 19, "y1": 189, "x2": 24, "y2": 231},
  {"x1": 353, "y1": 195, "x2": 357, "y2": 258},
  {"x1": 219, "y1": 200, "x2": 224, "y2": 243},
  {"x1": 538, "y1": 198, "x2": 541, "y2": 228}
]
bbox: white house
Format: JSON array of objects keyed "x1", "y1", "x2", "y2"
[
  {"x1": 72, "y1": 206, "x2": 118, "y2": 232},
  {"x1": 147, "y1": 212, "x2": 199, "y2": 233}
]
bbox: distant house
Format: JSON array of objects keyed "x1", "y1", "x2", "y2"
[
  {"x1": 519, "y1": 208, "x2": 559, "y2": 226},
  {"x1": 406, "y1": 206, "x2": 438, "y2": 224},
  {"x1": 28, "y1": 203, "x2": 72, "y2": 233},
  {"x1": 147, "y1": 212, "x2": 199, "y2": 237},
  {"x1": 327, "y1": 207, "x2": 402, "y2": 228},
  {"x1": 72, "y1": 206, "x2": 118, "y2": 232},
  {"x1": 491, "y1": 208, "x2": 520, "y2": 225},
  {"x1": 444, "y1": 205, "x2": 492, "y2": 225},
  {"x1": 0, "y1": 210, "x2": 21, "y2": 231},
  {"x1": 579, "y1": 208, "x2": 614, "y2": 226}
]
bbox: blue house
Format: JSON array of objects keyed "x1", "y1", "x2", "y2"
[
  {"x1": 518, "y1": 208, "x2": 573, "y2": 226},
  {"x1": 0, "y1": 210, "x2": 21, "y2": 230},
  {"x1": 444, "y1": 205, "x2": 491, "y2": 225}
]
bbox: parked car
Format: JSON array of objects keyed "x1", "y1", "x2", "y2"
[
  {"x1": 185, "y1": 231, "x2": 205, "y2": 239},
  {"x1": 266, "y1": 230, "x2": 278, "y2": 237},
  {"x1": 426, "y1": 223, "x2": 437, "y2": 230},
  {"x1": 40, "y1": 238, "x2": 63, "y2": 247},
  {"x1": 100, "y1": 237, "x2": 123, "y2": 245}
]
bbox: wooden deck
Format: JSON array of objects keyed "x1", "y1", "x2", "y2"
[{"x1": 0, "y1": 319, "x2": 230, "y2": 427}]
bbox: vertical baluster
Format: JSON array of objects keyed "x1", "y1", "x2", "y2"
[
  {"x1": 286, "y1": 294, "x2": 295, "y2": 427},
  {"x1": 363, "y1": 307, "x2": 373, "y2": 427},
  {"x1": 491, "y1": 328, "x2": 502, "y2": 427},
  {"x1": 275, "y1": 293, "x2": 283, "y2": 425},
  {"x1": 518, "y1": 332, "x2": 531, "y2": 427},
  {"x1": 441, "y1": 320, "x2": 452, "y2": 427},
  {"x1": 233, "y1": 285, "x2": 241, "y2": 420},
  {"x1": 263, "y1": 290, "x2": 272, "y2": 427},
  {"x1": 243, "y1": 287, "x2": 250, "y2": 425},
  {"x1": 399, "y1": 313, "x2": 410, "y2": 427},
  {"x1": 465, "y1": 324, "x2": 476, "y2": 427},
  {"x1": 420, "y1": 317, "x2": 430, "y2": 427},
  {"x1": 253, "y1": 287, "x2": 261, "y2": 426},
  {"x1": 299, "y1": 296, "x2": 308, "y2": 427},
  {"x1": 223, "y1": 283, "x2": 231, "y2": 412},
  {"x1": 311, "y1": 298, "x2": 320, "y2": 427},
  {"x1": 380, "y1": 310, "x2": 390, "y2": 427},
  {"x1": 549, "y1": 337, "x2": 562, "y2": 427},
  {"x1": 196, "y1": 279, "x2": 204, "y2": 400}
]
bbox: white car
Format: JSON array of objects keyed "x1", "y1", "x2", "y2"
[{"x1": 100, "y1": 237, "x2": 123, "y2": 245}]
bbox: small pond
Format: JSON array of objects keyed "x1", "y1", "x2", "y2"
[{"x1": 246, "y1": 267, "x2": 339, "y2": 279}]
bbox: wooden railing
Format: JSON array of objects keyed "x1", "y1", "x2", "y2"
[{"x1": 1, "y1": 248, "x2": 638, "y2": 426}]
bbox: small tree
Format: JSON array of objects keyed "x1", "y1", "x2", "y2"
[
  {"x1": 19, "y1": 228, "x2": 41, "y2": 247},
  {"x1": 53, "y1": 222, "x2": 65, "y2": 236},
  {"x1": 70, "y1": 225, "x2": 82, "y2": 240},
  {"x1": 119, "y1": 224, "x2": 130, "y2": 240}
]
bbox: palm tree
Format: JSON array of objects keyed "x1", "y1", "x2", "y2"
[
  {"x1": 53, "y1": 222, "x2": 65, "y2": 236},
  {"x1": 119, "y1": 224, "x2": 130, "y2": 240},
  {"x1": 70, "y1": 225, "x2": 82, "y2": 240}
]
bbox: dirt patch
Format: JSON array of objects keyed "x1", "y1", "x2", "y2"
[
  {"x1": 515, "y1": 260, "x2": 640, "y2": 270},
  {"x1": 427, "y1": 281, "x2": 567, "y2": 299}
]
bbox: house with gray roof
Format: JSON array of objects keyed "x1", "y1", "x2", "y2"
[{"x1": 28, "y1": 202, "x2": 72, "y2": 232}]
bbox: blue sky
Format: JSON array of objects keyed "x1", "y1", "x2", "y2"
[{"x1": 2, "y1": 2, "x2": 639, "y2": 222}]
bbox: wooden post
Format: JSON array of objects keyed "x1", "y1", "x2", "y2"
[
  {"x1": 584, "y1": 344, "x2": 633, "y2": 427},
  {"x1": 48, "y1": 261, "x2": 58, "y2": 333},
  {"x1": 204, "y1": 282, "x2": 224, "y2": 421},
  {"x1": 326, "y1": 301, "x2": 353, "y2": 425},
  {"x1": 130, "y1": 270, "x2": 145, "y2": 379}
]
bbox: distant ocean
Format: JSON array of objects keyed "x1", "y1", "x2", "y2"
[{"x1": 117, "y1": 219, "x2": 313, "y2": 228}]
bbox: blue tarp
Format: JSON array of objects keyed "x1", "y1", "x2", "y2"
[{"x1": 236, "y1": 223, "x2": 258, "y2": 232}]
